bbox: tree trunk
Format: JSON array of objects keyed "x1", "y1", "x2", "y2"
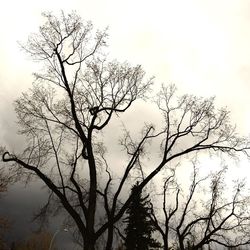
[
  {"x1": 105, "y1": 225, "x2": 114, "y2": 250},
  {"x1": 163, "y1": 237, "x2": 168, "y2": 250},
  {"x1": 84, "y1": 236, "x2": 96, "y2": 250},
  {"x1": 163, "y1": 226, "x2": 169, "y2": 250},
  {"x1": 179, "y1": 237, "x2": 185, "y2": 250},
  {"x1": 85, "y1": 143, "x2": 97, "y2": 250}
]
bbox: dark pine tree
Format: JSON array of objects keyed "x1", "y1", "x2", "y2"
[{"x1": 124, "y1": 183, "x2": 161, "y2": 250}]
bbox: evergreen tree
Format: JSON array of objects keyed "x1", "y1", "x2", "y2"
[{"x1": 124, "y1": 183, "x2": 161, "y2": 250}]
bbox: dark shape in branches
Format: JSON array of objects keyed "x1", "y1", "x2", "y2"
[{"x1": 124, "y1": 182, "x2": 161, "y2": 250}]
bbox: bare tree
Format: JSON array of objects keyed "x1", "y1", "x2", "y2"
[
  {"x1": 2, "y1": 12, "x2": 250, "y2": 249},
  {"x1": 150, "y1": 166, "x2": 250, "y2": 250}
]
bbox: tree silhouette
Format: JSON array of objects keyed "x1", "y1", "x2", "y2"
[
  {"x1": 124, "y1": 183, "x2": 161, "y2": 250},
  {"x1": 2, "y1": 11, "x2": 250, "y2": 249}
]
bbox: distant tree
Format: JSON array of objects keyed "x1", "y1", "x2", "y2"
[
  {"x1": 12, "y1": 231, "x2": 57, "y2": 250},
  {"x1": 124, "y1": 183, "x2": 161, "y2": 250},
  {"x1": 0, "y1": 217, "x2": 9, "y2": 250},
  {"x1": 0, "y1": 170, "x2": 12, "y2": 250},
  {"x1": 2, "y1": 11, "x2": 250, "y2": 250},
  {"x1": 115, "y1": 242, "x2": 126, "y2": 250},
  {"x1": 150, "y1": 165, "x2": 250, "y2": 250}
]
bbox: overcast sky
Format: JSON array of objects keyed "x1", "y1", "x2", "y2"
[
  {"x1": 1, "y1": 1, "x2": 250, "y2": 138},
  {"x1": 1, "y1": 0, "x2": 250, "y2": 247}
]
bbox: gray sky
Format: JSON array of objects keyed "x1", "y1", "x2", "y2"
[
  {"x1": 1, "y1": 1, "x2": 250, "y2": 132},
  {"x1": 1, "y1": 0, "x2": 250, "y2": 247}
]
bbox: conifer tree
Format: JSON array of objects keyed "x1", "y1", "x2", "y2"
[{"x1": 124, "y1": 183, "x2": 161, "y2": 250}]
